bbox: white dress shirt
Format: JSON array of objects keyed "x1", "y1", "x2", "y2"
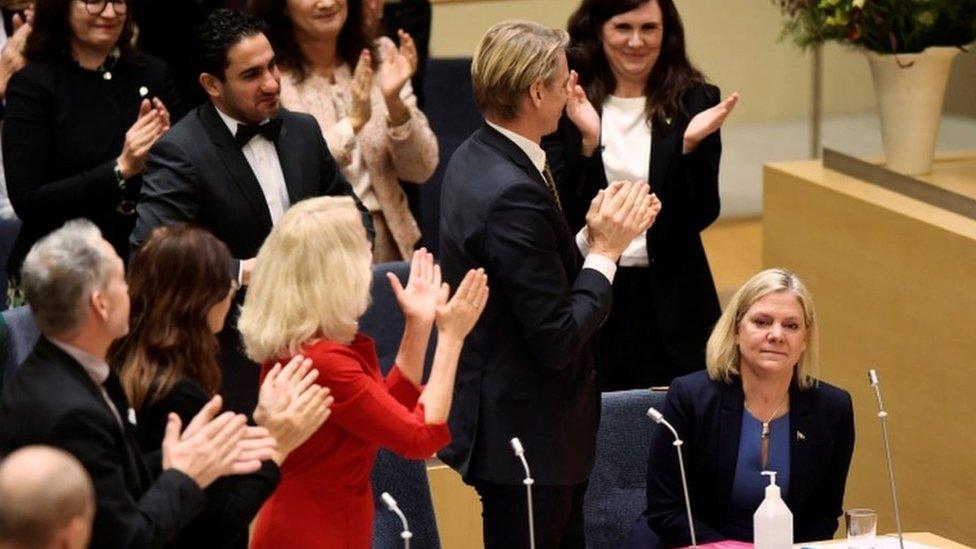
[
  {"x1": 486, "y1": 120, "x2": 616, "y2": 283},
  {"x1": 601, "y1": 95, "x2": 651, "y2": 267},
  {"x1": 215, "y1": 108, "x2": 291, "y2": 225}
]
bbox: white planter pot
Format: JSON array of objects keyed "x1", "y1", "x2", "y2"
[{"x1": 866, "y1": 46, "x2": 960, "y2": 175}]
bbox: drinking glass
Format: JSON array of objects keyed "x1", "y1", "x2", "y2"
[{"x1": 846, "y1": 508, "x2": 878, "y2": 549}]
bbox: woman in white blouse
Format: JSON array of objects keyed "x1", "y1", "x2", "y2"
[
  {"x1": 544, "y1": 0, "x2": 739, "y2": 389},
  {"x1": 251, "y1": 0, "x2": 438, "y2": 262}
]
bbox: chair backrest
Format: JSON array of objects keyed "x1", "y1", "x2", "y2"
[
  {"x1": 371, "y1": 450, "x2": 442, "y2": 549},
  {"x1": 417, "y1": 58, "x2": 482, "y2": 253},
  {"x1": 584, "y1": 388, "x2": 668, "y2": 549},
  {"x1": 1, "y1": 306, "x2": 39, "y2": 385},
  {"x1": 361, "y1": 261, "x2": 441, "y2": 548}
]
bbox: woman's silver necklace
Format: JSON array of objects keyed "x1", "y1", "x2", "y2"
[{"x1": 747, "y1": 393, "x2": 789, "y2": 439}]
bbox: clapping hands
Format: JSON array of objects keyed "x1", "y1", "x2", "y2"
[
  {"x1": 117, "y1": 98, "x2": 171, "y2": 179},
  {"x1": 254, "y1": 354, "x2": 334, "y2": 465},
  {"x1": 435, "y1": 268, "x2": 489, "y2": 343},
  {"x1": 565, "y1": 70, "x2": 601, "y2": 156},
  {"x1": 683, "y1": 92, "x2": 739, "y2": 154},
  {"x1": 388, "y1": 248, "x2": 443, "y2": 326}
]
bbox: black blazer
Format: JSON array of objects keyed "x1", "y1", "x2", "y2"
[
  {"x1": 0, "y1": 337, "x2": 205, "y2": 548},
  {"x1": 542, "y1": 83, "x2": 723, "y2": 375},
  {"x1": 131, "y1": 100, "x2": 370, "y2": 266},
  {"x1": 3, "y1": 53, "x2": 181, "y2": 277},
  {"x1": 130, "y1": 101, "x2": 372, "y2": 414},
  {"x1": 135, "y1": 377, "x2": 280, "y2": 549},
  {"x1": 437, "y1": 123, "x2": 613, "y2": 486},
  {"x1": 644, "y1": 370, "x2": 855, "y2": 545}
]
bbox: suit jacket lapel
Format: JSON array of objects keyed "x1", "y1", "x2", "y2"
[
  {"x1": 199, "y1": 103, "x2": 274, "y2": 230},
  {"x1": 274, "y1": 115, "x2": 304, "y2": 205},
  {"x1": 716, "y1": 379, "x2": 744, "y2": 516},
  {"x1": 478, "y1": 124, "x2": 579, "y2": 270},
  {"x1": 37, "y1": 338, "x2": 148, "y2": 497},
  {"x1": 787, "y1": 384, "x2": 814, "y2": 510}
]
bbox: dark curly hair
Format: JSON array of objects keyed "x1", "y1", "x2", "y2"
[
  {"x1": 567, "y1": 0, "x2": 704, "y2": 132},
  {"x1": 25, "y1": 0, "x2": 137, "y2": 62},
  {"x1": 250, "y1": 0, "x2": 374, "y2": 84},
  {"x1": 198, "y1": 8, "x2": 270, "y2": 81}
]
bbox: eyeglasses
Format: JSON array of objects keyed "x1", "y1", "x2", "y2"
[{"x1": 78, "y1": 0, "x2": 127, "y2": 16}]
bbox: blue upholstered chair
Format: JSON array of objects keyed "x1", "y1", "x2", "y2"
[
  {"x1": 1, "y1": 306, "x2": 39, "y2": 387},
  {"x1": 362, "y1": 261, "x2": 442, "y2": 549},
  {"x1": 584, "y1": 388, "x2": 668, "y2": 549}
]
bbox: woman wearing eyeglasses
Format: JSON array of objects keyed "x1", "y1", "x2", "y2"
[{"x1": 2, "y1": 0, "x2": 181, "y2": 293}]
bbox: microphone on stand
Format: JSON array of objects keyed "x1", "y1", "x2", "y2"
[
  {"x1": 510, "y1": 437, "x2": 536, "y2": 549},
  {"x1": 647, "y1": 407, "x2": 697, "y2": 547},
  {"x1": 868, "y1": 369, "x2": 904, "y2": 549},
  {"x1": 380, "y1": 492, "x2": 413, "y2": 549}
]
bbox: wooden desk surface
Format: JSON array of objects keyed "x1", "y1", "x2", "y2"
[{"x1": 765, "y1": 156, "x2": 976, "y2": 239}]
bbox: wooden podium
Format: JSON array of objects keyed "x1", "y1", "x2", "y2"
[{"x1": 763, "y1": 153, "x2": 976, "y2": 546}]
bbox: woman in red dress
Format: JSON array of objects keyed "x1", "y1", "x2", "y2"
[{"x1": 239, "y1": 196, "x2": 488, "y2": 549}]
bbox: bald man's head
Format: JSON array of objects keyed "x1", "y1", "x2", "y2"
[{"x1": 0, "y1": 446, "x2": 94, "y2": 549}]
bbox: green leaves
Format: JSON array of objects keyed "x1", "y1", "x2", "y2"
[{"x1": 773, "y1": 0, "x2": 976, "y2": 53}]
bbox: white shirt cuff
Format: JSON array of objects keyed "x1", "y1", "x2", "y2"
[
  {"x1": 583, "y1": 252, "x2": 617, "y2": 284},
  {"x1": 576, "y1": 227, "x2": 591, "y2": 256}
]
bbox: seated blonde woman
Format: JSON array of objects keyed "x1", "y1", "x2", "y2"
[
  {"x1": 252, "y1": 0, "x2": 438, "y2": 262},
  {"x1": 633, "y1": 268, "x2": 855, "y2": 547},
  {"x1": 238, "y1": 196, "x2": 487, "y2": 549}
]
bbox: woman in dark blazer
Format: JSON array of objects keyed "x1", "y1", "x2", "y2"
[
  {"x1": 109, "y1": 224, "x2": 333, "y2": 549},
  {"x1": 3, "y1": 0, "x2": 180, "y2": 283},
  {"x1": 544, "y1": 0, "x2": 739, "y2": 389},
  {"x1": 636, "y1": 268, "x2": 855, "y2": 546}
]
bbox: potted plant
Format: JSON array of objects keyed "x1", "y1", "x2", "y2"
[{"x1": 775, "y1": 0, "x2": 976, "y2": 174}]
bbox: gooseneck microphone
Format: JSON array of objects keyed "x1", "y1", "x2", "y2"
[
  {"x1": 868, "y1": 369, "x2": 904, "y2": 549},
  {"x1": 380, "y1": 492, "x2": 413, "y2": 549},
  {"x1": 647, "y1": 407, "x2": 697, "y2": 547},
  {"x1": 510, "y1": 437, "x2": 536, "y2": 549}
]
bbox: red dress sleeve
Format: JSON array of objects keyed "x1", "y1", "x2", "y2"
[
  {"x1": 385, "y1": 365, "x2": 422, "y2": 409},
  {"x1": 309, "y1": 345, "x2": 450, "y2": 460}
]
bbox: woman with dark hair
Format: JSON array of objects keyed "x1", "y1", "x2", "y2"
[
  {"x1": 250, "y1": 0, "x2": 437, "y2": 263},
  {"x1": 545, "y1": 0, "x2": 740, "y2": 389},
  {"x1": 2, "y1": 0, "x2": 180, "y2": 289},
  {"x1": 110, "y1": 224, "x2": 334, "y2": 549}
]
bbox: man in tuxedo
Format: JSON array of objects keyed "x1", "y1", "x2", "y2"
[
  {"x1": 131, "y1": 10, "x2": 369, "y2": 414},
  {"x1": 437, "y1": 20, "x2": 659, "y2": 548},
  {"x1": 0, "y1": 445, "x2": 94, "y2": 549},
  {"x1": 0, "y1": 220, "x2": 267, "y2": 548}
]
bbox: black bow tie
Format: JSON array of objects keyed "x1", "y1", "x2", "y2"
[{"x1": 235, "y1": 118, "x2": 283, "y2": 147}]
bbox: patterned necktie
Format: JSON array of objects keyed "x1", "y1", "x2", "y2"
[{"x1": 542, "y1": 162, "x2": 563, "y2": 212}]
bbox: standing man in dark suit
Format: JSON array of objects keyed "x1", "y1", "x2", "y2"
[
  {"x1": 131, "y1": 10, "x2": 369, "y2": 415},
  {"x1": 0, "y1": 219, "x2": 273, "y2": 548},
  {"x1": 438, "y1": 20, "x2": 660, "y2": 548}
]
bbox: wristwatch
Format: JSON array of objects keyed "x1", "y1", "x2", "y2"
[{"x1": 113, "y1": 162, "x2": 126, "y2": 190}]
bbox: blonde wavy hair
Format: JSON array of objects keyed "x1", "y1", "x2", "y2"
[
  {"x1": 471, "y1": 19, "x2": 569, "y2": 120},
  {"x1": 705, "y1": 268, "x2": 820, "y2": 389},
  {"x1": 239, "y1": 197, "x2": 372, "y2": 363}
]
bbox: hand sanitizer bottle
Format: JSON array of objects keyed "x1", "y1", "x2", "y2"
[{"x1": 754, "y1": 471, "x2": 793, "y2": 549}]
